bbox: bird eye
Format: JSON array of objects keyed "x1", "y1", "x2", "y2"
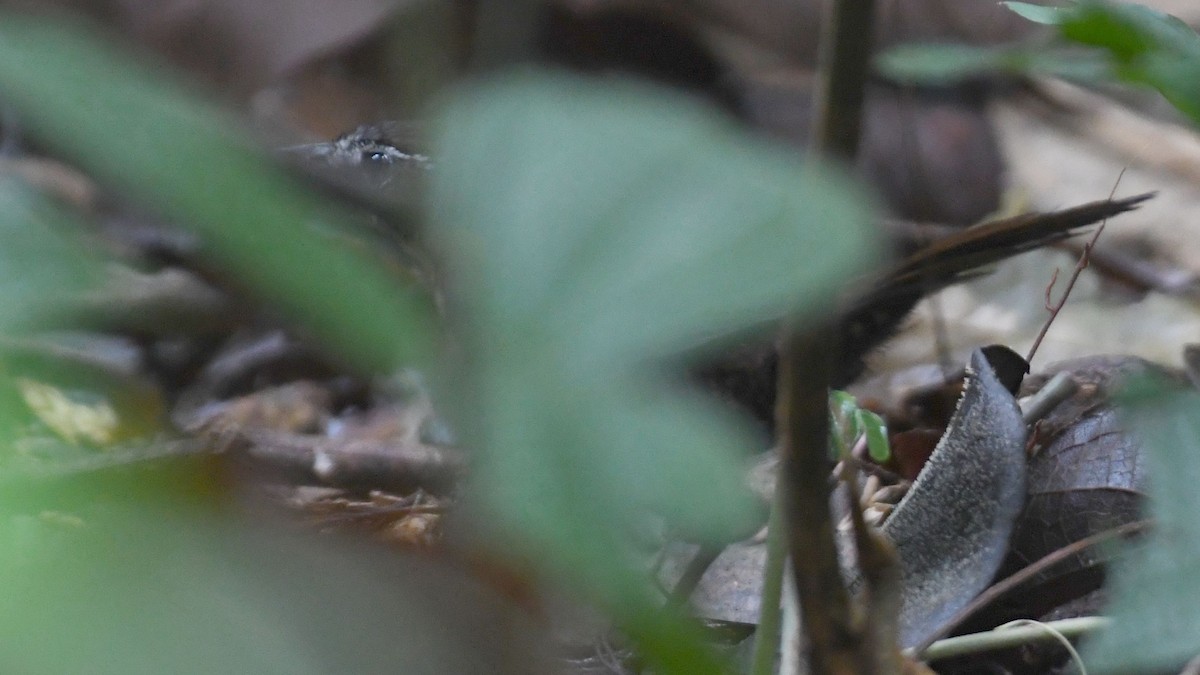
[{"x1": 365, "y1": 150, "x2": 393, "y2": 165}]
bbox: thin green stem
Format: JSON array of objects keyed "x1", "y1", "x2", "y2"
[
  {"x1": 749, "y1": 482, "x2": 788, "y2": 675},
  {"x1": 916, "y1": 616, "x2": 1112, "y2": 662}
]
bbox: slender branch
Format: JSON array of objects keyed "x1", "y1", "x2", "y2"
[
  {"x1": 842, "y1": 462, "x2": 903, "y2": 673},
  {"x1": 776, "y1": 0, "x2": 879, "y2": 670},
  {"x1": 1026, "y1": 170, "x2": 1127, "y2": 363},
  {"x1": 812, "y1": 0, "x2": 877, "y2": 161},
  {"x1": 749, "y1": 480, "x2": 789, "y2": 675},
  {"x1": 917, "y1": 616, "x2": 1112, "y2": 662},
  {"x1": 778, "y1": 328, "x2": 857, "y2": 673},
  {"x1": 1020, "y1": 371, "x2": 1079, "y2": 425}
]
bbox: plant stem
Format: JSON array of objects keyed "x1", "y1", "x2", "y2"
[
  {"x1": 749, "y1": 479, "x2": 788, "y2": 675},
  {"x1": 776, "y1": 0, "x2": 879, "y2": 671},
  {"x1": 779, "y1": 328, "x2": 857, "y2": 673},
  {"x1": 916, "y1": 616, "x2": 1112, "y2": 662},
  {"x1": 812, "y1": 0, "x2": 877, "y2": 161}
]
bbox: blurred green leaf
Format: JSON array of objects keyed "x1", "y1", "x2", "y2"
[
  {"x1": 878, "y1": 42, "x2": 1114, "y2": 85},
  {"x1": 0, "y1": 14, "x2": 434, "y2": 372},
  {"x1": 0, "y1": 178, "x2": 112, "y2": 447},
  {"x1": 877, "y1": 43, "x2": 1030, "y2": 84},
  {"x1": 0, "y1": 492, "x2": 545, "y2": 675},
  {"x1": 431, "y1": 71, "x2": 878, "y2": 673},
  {"x1": 0, "y1": 178, "x2": 102, "y2": 332},
  {"x1": 1003, "y1": 2, "x2": 1070, "y2": 25},
  {"x1": 1060, "y1": 3, "x2": 1158, "y2": 59},
  {"x1": 884, "y1": 1, "x2": 1200, "y2": 126},
  {"x1": 1083, "y1": 384, "x2": 1200, "y2": 673},
  {"x1": 859, "y1": 409, "x2": 890, "y2": 463},
  {"x1": 1058, "y1": 1, "x2": 1200, "y2": 59},
  {"x1": 830, "y1": 390, "x2": 861, "y2": 455},
  {"x1": 827, "y1": 392, "x2": 889, "y2": 461},
  {"x1": 1039, "y1": 1, "x2": 1200, "y2": 124}
]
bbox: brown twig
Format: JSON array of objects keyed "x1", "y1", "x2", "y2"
[
  {"x1": 228, "y1": 428, "x2": 467, "y2": 495},
  {"x1": 842, "y1": 461, "x2": 904, "y2": 673},
  {"x1": 779, "y1": 328, "x2": 860, "y2": 673},
  {"x1": 1026, "y1": 170, "x2": 1127, "y2": 364},
  {"x1": 778, "y1": 0, "x2": 880, "y2": 669}
]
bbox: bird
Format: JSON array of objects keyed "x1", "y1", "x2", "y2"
[
  {"x1": 694, "y1": 192, "x2": 1154, "y2": 428},
  {"x1": 287, "y1": 121, "x2": 1152, "y2": 429}
]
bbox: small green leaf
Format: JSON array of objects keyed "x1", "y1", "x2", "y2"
[
  {"x1": 829, "y1": 390, "x2": 858, "y2": 417},
  {"x1": 1003, "y1": 1, "x2": 1071, "y2": 25},
  {"x1": 857, "y1": 409, "x2": 890, "y2": 463},
  {"x1": 829, "y1": 390, "x2": 862, "y2": 456}
]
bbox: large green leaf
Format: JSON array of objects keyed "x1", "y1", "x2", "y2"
[
  {"x1": 0, "y1": 178, "x2": 102, "y2": 332},
  {"x1": 0, "y1": 490, "x2": 548, "y2": 675},
  {"x1": 431, "y1": 71, "x2": 878, "y2": 671},
  {"x1": 1083, "y1": 385, "x2": 1200, "y2": 672},
  {"x1": 0, "y1": 14, "x2": 434, "y2": 371},
  {"x1": 0, "y1": 15, "x2": 450, "y2": 672},
  {"x1": 433, "y1": 73, "x2": 877, "y2": 368}
]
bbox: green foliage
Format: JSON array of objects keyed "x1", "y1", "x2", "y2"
[
  {"x1": 0, "y1": 12, "x2": 883, "y2": 675},
  {"x1": 0, "y1": 14, "x2": 435, "y2": 373},
  {"x1": 1003, "y1": 1, "x2": 1072, "y2": 25},
  {"x1": 879, "y1": 1, "x2": 1200, "y2": 126},
  {"x1": 0, "y1": 180, "x2": 103, "y2": 448},
  {"x1": 881, "y1": 2, "x2": 1200, "y2": 670},
  {"x1": 860, "y1": 408, "x2": 890, "y2": 463},
  {"x1": 1083, "y1": 383, "x2": 1200, "y2": 672},
  {"x1": 0, "y1": 12, "x2": 447, "y2": 674},
  {"x1": 430, "y1": 71, "x2": 879, "y2": 672},
  {"x1": 0, "y1": 492, "x2": 534, "y2": 675},
  {"x1": 877, "y1": 42, "x2": 1111, "y2": 84},
  {"x1": 0, "y1": 179, "x2": 103, "y2": 332},
  {"x1": 829, "y1": 390, "x2": 890, "y2": 462}
]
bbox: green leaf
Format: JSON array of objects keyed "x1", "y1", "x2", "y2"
[
  {"x1": 877, "y1": 44, "x2": 1023, "y2": 84},
  {"x1": 434, "y1": 73, "x2": 877, "y2": 368},
  {"x1": 1082, "y1": 384, "x2": 1200, "y2": 672},
  {"x1": 0, "y1": 178, "x2": 103, "y2": 332},
  {"x1": 0, "y1": 14, "x2": 434, "y2": 372},
  {"x1": 1051, "y1": 1, "x2": 1200, "y2": 125},
  {"x1": 829, "y1": 390, "x2": 862, "y2": 455},
  {"x1": 430, "y1": 71, "x2": 878, "y2": 672},
  {"x1": 1061, "y1": 2, "x2": 1200, "y2": 59},
  {"x1": 930, "y1": 1, "x2": 1200, "y2": 127},
  {"x1": 0, "y1": 491, "x2": 545, "y2": 675},
  {"x1": 1136, "y1": 55, "x2": 1200, "y2": 122},
  {"x1": 1061, "y1": 3, "x2": 1162, "y2": 60},
  {"x1": 877, "y1": 43, "x2": 1113, "y2": 85},
  {"x1": 1003, "y1": 1, "x2": 1072, "y2": 25},
  {"x1": 858, "y1": 409, "x2": 890, "y2": 463}
]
